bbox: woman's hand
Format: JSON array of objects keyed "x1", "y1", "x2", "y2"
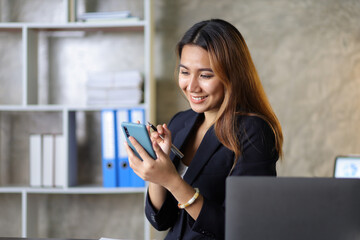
[
  {"x1": 124, "y1": 136, "x2": 181, "y2": 190},
  {"x1": 147, "y1": 123, "x2": 172, "y2": 156}
]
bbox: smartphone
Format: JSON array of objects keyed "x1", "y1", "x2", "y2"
[{"x1": 121, "y1": 122, "x2": 157, "y2": 160}]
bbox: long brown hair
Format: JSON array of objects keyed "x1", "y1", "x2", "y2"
[{"x1": 176, "y1": 19, "x2": 283, "y2": 163}]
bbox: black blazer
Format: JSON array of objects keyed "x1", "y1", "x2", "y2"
[{"x1": 145, "y1": 109, "x2": 278, "y2": 240}]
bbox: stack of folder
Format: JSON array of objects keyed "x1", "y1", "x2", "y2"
[
  {"x1": 29, "y1": 134, "x2": 65, "y2": 188},
  {"x1": 101, "y1": 108, "x2": 146, "y2": 188},
  {"x1": 86, "y1": 71, "x2": 143, "y2": 106}
]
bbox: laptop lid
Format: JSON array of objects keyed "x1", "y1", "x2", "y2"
[
  {"x1": 225, "y1": 177, "x2": 360, "y2": 240},
  {"x1": 334, "y1": 155, "x2": 360, "y2": 178}
]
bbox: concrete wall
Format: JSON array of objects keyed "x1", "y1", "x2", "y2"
[
  {"x1": 154, "y1": 0, "x2": 360, "y2": 177},
  {"x1": 0, "y1": 0, "x2": 360, "y2": 239}
]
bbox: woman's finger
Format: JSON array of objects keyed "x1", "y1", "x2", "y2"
[
  {"x1": 152, "y1": 140, "x2": 168, "y2": 160},
  {"x1": 124, "y1": 141, "x2": 143, "y2": 169},
  {"x1": 156, "y1": 124, "x2": 164, "y2": 135},
  {"x1": 146, "y1": 125, "x2": 151, "y2": 135},
  {"x1": 128, "y1": 136, "x2": 155, "y2": 162},
  {"x1": 162, "y1": 124, "x2": 172, "y2": 140}
]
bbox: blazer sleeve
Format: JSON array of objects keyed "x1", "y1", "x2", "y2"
[
  {"x1": 191, "y1": 116, "x2": 278, "y2": 238},
  {"x1": 145, "y1": 189, "x2": 179, "y2": 231},
  {"x1": 144, "y1": 111, "x2": 186, "y2": 231}
]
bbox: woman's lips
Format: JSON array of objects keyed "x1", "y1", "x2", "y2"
[{"x1": 190, "y1": 95, "x2": 207, "y2": 103}]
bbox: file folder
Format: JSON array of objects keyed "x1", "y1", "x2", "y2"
[
  {"x1": 29, "y1": 134, "x2": 42, "y2": 187},
  {"x1": 129, "y1": 108, "x2": 146, "y2": 187},
  {"x1": 116, "y1": 108, "x2": 131, "y2": 187},
  {"x1": 54, "y1": 134, "x2": 65, "y2": 188},
  {"x1": 42, "y1": 134, "x2": 54, "y2": 187},
  {"x1": 101, "y1": 110, "x2": 118, "y2": 187}
]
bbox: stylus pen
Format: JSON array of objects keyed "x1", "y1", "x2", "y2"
[{"x1": 147, "y1": 121, "x2": 184, "y2": 159}]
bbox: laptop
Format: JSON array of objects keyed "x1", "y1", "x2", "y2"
[
  {"x1": 225, "y1": 177, "x2": 360, "y2": 240},
  {"x1": 334, "y1": 155, "x2": 360, "y2": 178}
]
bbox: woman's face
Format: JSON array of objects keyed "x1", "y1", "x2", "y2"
[{"x1": 178, "y1": 45, "x2": 224, "y2": 115}]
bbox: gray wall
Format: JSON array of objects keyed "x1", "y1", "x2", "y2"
[
  {"x1": 154, "y1": 0, "x2": 360, "y2": 177},
  {"x1": 0, "y1": 0, "x2": 360, "y2": 239}
]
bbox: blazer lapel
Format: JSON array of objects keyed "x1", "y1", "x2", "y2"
[
  {"x1": 183, "y1": 125, "x2": 222, "y2": 185},
  {"x1": 171, "y1": 112, "x2": 199, "y2": 159}
]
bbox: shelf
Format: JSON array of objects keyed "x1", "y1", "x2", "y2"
[
  {"x1": 0, "y1": 104, "x2": 147, "y2": 112},
  {"x1": 0, "y1": 187, "x2": 26, "y2": 193},
  {"x1": 0, "y1": 24, "x2": 23, "y2": 31},
  {"x1": 66, "y1": 104, "x2": 147, "y2": 111},
  {"x1": 0, "y1": 186, "x2": 146, "y2": 194},
  {"x1": 0, "y1": 21, "x2": 146, "y2": 31},
  {"x1": 0, "y1": 105, "x2": 66, "y2": 111},
  {"x1": 0, "y1": 0, "x2": 153, "y2": 238}
]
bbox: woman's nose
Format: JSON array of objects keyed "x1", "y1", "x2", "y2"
[{"x1": 187, "y1": 75, "x2": 200, "y2": 92}]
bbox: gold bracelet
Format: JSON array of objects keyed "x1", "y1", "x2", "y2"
[{"x1": 177, "y1": 188, "x2": 200, "y2": 209}]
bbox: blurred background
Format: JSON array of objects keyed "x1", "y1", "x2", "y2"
[
  {"x1": 153, "y1": 0, "x2": 360, "y2": 177},
  {"x1": 0, "y1": 0, "x2": 360, "y2": 239}
]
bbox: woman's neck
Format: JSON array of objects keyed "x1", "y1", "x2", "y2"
[{"x1": 203, "y1": 111, "x2": 217, "y2": 129}]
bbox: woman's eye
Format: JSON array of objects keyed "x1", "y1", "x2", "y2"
[
  {"x1": 180, "y1": 70, "x2": 189, "y2": 75},
  {"x1": 200, "y1": 74, "x2": 213, "y2": 79}
]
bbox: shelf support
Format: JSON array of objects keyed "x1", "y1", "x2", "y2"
[{"x1": 21, "y1": 190, "x2": 27, "y2": 237}]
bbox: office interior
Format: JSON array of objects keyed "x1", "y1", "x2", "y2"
[{"x1": 0, "y1": 0, "x2": 359, "y2": 239}]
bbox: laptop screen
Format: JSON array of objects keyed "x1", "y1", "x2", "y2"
[
  {"x1": 225, "y1": 177, "x2": 360, "y2": 240},
  {"x1": 334, "y1": 156, "x2": 360, "y2": 178}
]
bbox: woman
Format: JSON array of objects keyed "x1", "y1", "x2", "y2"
[{"x1": 125, "y1": 19, "x2": 283, "y2": 240}]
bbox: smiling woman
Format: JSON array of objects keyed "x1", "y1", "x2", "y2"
[
  {"x1": 124, "y1": 18, "x2": 283, "y2": 240},
  {"x1": 178, "y1": 45, "x2": 224, "y2": 120}
]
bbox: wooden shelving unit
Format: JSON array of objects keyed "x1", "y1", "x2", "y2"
[{"x1": 0, "y1": 0, "x2": 154, "y2": 239}]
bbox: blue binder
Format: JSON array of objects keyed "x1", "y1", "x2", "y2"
[
  {"x1": 101, "y1": 109, "x2": 118, "y2": 187},
  {"x1": 129, "y1": 108, "x2": 146, "y2": 187},
  {"x1": 116, "y1": 108, "x2": 132, "y2": 187}
]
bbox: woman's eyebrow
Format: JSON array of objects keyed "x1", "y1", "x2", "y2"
[
  {"x1": 179, "y1": 64, "x2": 188, "y2": 69},
  {"x1": 179, "y1": 64, "x2": 213, "y2": 72}
]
